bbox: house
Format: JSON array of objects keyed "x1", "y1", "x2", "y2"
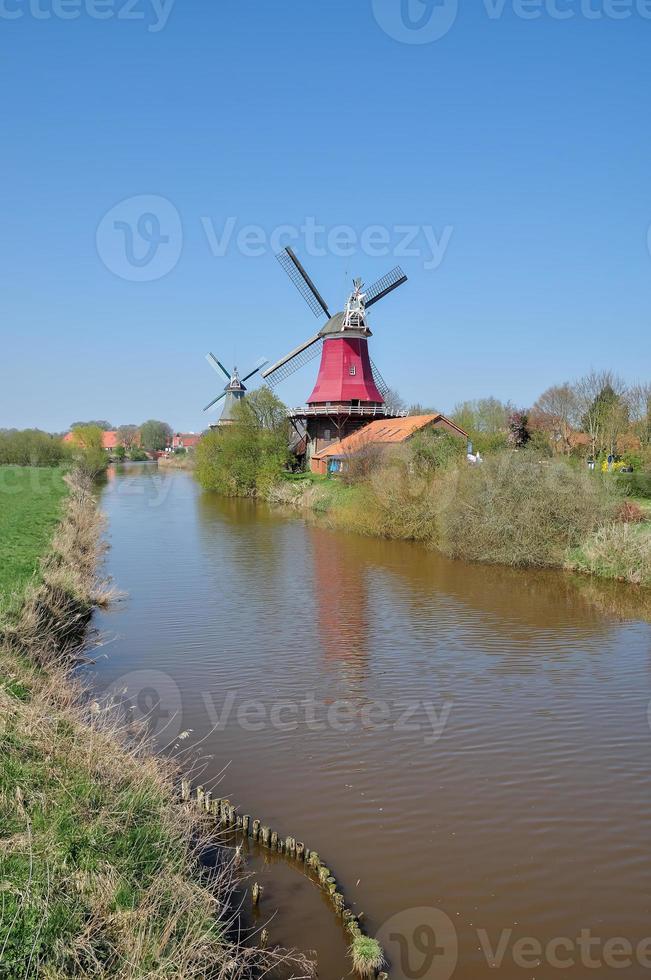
[
  {"x1": 63, "y1": 430, "x2": 121, "y2": 451},
  {"x1": 310, "y1": 413, "x2": 468, "y2": 475},
  {"x1": 169, "y1": 432, "x2": 201, "y2": 451}
]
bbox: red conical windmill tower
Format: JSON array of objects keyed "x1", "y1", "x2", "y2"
[{"x1": 263, "y1": 247, "x2": 408, "y2": 463}]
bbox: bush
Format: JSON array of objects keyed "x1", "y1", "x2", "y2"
[
  {"x1": 613, "y1": 472, "x2": 651, "y2": 498},
  {"x1": 408, "y1": 430, "x2": 466, "y2": 476},
  {"x1": 66, "y1": 426, "x2": 108, "y2": 479},
  {"x1": 438, "y1": 451, "x2": 617, "y2": 567},
  {"x1": 196, "y1": 395, "x2": 290, "y2": 497},
  {"x1": 0, "y1": 429, "x2": 70, "y2": 467},
  {"x1": 129, "y1": 448, "x2": 149, "y2": 461},
  {"x1": 568, "y1": 522, "x2": 651, "y2": 586}
]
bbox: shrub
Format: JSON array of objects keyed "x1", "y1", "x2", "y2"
[
  {"x1": 615, "y1": 500, "x2": 645, "y2": 524},
  {"x1": 438, "y1": 452, "x2": 617, "y2": 567},
  {"x1": 196, "y1": 395, "x2": 290, "y2": 497},
  {"x1": 568, "y1": 522, "x2": 651, "y2": 586},
  {"x1": 341, "y1": 442, "x2": 384, "y2": 485},
  {"x1": 409, "y1": 430, "x2": 466, "y2": 475},
  {"x1": 0, "y1": 429, "x2": 70, "y2": 467},
  {"x1": 66, "y1": 426, "x2": 108, "y2": 479}
]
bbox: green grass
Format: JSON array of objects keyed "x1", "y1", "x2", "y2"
[
  {"x1": 0, "y1": 656, "x2": 228, "y2": 978},
  {"x1": 0, "y1": 466, "x2": 68, "y2": 610},
  {"x1": 0, "y1": 467, "x2": 254, "y2": 979}
]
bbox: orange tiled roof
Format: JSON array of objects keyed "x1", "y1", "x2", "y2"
[
  {"x1": 313, "y1": 414, "x2": 467, "y2": 459},
  {"x1": 63, "y1": 430, "x2": 120, "y2": 449}
]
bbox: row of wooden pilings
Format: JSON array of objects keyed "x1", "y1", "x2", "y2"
[{"x1": 180, "y1": 779, "x2": 388, "y2": 979}]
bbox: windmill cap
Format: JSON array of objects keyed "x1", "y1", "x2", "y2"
[{"x1": 319, "y1": 312, "x2": 372, "y2": 339}]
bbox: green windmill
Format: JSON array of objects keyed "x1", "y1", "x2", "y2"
[{"x1": 203, "y1": 353, "x2": 268, "y2": 426}]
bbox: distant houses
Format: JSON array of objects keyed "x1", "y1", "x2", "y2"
[
  {"x1": 63, "y1": 430, "x2": 121, "y2": 451},
  {"x1": 169, "y1": 433, "x2": 201, "y2": 452}
]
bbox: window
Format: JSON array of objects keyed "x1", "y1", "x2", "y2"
[{"x1": 349, "y1": 364, "x2": 356, "y2": 375}]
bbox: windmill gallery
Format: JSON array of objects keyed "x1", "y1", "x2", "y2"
[{"x1": 202, "y1": 246, "x2": 466, "y2": 471}]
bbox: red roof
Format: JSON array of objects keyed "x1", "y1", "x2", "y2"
[
  {"x1": 313, "y1": 414, "x2": 468, "y2": 459},
  {"x1": 63, "y1": 430, "x2": 120, "y2": 449},
  {"x1": 171, "y1": 433, "x2": 200, "y2": 448}
]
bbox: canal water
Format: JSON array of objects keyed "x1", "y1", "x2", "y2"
[{"x1": 93, "y1": 464, "x2": 651, "y2": 979}]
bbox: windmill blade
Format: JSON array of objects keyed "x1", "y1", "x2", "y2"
[
  {"x1": 370, "y1": 357, "x2": 390, "y2": 399},
  {"x1": 262, "y1": 334, "x2": 323, "y2": 388},
  {"x1": 206, "y1": 352, "x2": 232, "y2": 379},
  {"x1": 240, "y1": 359, "x2": 269, "y2": 384},
  {"x1": 203, "y1": 391, "x2": 227, "y2": 412},
  {"x1": 277, "y1": 247, "x2": 331, "y2": 319},
  {"x1": 364, "y1": 267, "x2": 408, "y2": 309}
]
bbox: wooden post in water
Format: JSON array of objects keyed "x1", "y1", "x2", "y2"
[
  {"x1": 260, "y1": 928, "x2": 269, "y2": 949},
  {"x1": 203, "y1": 789, "x2": 212, "y2": 813},
  {"x1": 180, "y1": 779, "x2": 191, "y2": 802},
  {"x1": 261, "y1": 826, "x2": 271, "y2": 848},
  {"x1": 296, "y1": 841, "x2": 305, "y2": 862},
  {"x1": 242, "y1": 814, "x2": 251, "y2": 835},
  {"x1": 196, "y1": 786, "x2": 204, "y2": 809},
  {"x1": 252, "y1": 882, "x2": 262, "y2": 906},
  {"x1": 252, "y1": 819, "x2": 261, "y2": 841},
  {"x1": 270, "y1": 831, "x2": 279, "y2": 851}
]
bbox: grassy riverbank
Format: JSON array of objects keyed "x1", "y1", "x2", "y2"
[
  {"x1": 0, "y1": 467, "x2": 298, "y2": 979},
  {"x1": 268, "y1": 454, "x2": 651, "y2": 588},
  {"x1": 0, "y1": 466, "x2": 68, "y2": 619}
]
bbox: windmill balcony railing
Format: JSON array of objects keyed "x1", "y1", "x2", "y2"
[{"x1": 289, "y1": 404, "x2": 408, "y2": 419}]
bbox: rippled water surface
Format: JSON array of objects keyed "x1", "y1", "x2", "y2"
[{"x1": 93, "y1": 464, "x2": 651, "y2": 979}]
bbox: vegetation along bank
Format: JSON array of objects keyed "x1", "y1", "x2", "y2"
[
  {"x1": 195, "y1": 384, "x2": 651, "y2": 589},
  {"x1": 0, "y1": 462, "x2": 310, "y2": 979}
]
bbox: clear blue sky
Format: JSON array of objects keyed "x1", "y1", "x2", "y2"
[{"x1": 1, "y1": 0, "x2": 650, "y2": 432}]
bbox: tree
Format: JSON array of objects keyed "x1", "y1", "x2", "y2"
[
  {"x1": 575, "y1": 371, "x2": 628, "y2": 457},
  {"x1": 67, "y1": 425, "x2": 107, "y2": 478},
  {"x1": 408, "y1": 403, "x2": 439, "y2": 416},
  {"x1": 71, "y1": 420, "x2": 113, "y2": 431},
  {"x1": 452, "y1": 397, "x2": 511, "y2": 435},
  {"x1": 531, "y1": 383, "x2": 579, "y2": 454},
  {"x1": 628, "y1": 382, "x2": 651, "y2": 448},
  {"x1": 196, "y1": 393, "x2": 290, "y2": 497},
  {"x1": 508, "y1": 410, "x2": 531, "y2": 448},
  {"x1": 382, "y1": 388, "x2": 406, "y2": 415},
  {"x1": 139, "y1": 420, "x2": 172, "y2": 452},
  {"x1": 117, "y1": 424, "x2": 139, "y2": 449},
  {"x1": 242, "y1": 388, "x2": 289, "y2": 434}
]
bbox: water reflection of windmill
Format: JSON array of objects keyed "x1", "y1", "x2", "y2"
[
  {"x1": 263, "y1": 247, "x2": 408, "y2": 465},
  {"x1": 203, "y1": 353, "x2": 268, "y2": 426}
]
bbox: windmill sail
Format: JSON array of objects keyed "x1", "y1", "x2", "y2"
[
  {"x1": 369, "y1": 358, "x2": 390, "y2": 399},
  {"x1": 364, "y1": 267, "x2": 408, "y2": 309},
  {"x1": 276, "y1": 247, "x2": 331, "y2": 319},
  {"x1": 262, "y1": 333, "x2": 323, "y2": 387}
]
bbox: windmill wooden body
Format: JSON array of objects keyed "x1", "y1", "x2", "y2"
[{"x1": 263, "y1": 247, "x2": 408, "y2": 463}]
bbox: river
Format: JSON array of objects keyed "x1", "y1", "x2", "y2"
[{"x1": 93, "y1": 463, "x2": 651, "y2": 979}]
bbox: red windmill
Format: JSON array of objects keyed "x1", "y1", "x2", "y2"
[{"x1": 263, "y1": 247, "x2": 408, "y2": 463}]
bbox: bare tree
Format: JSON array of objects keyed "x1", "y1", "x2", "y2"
[
  {"x1": 531, "y1": 383, "x2": 580, "y2": 454},
  {"x1": 383, "y1": 388, "x2": 406, "y2": 415},
  {"x1": 628, "y1": 381, "x2": 651, "y2": 447},
  {"x1": 574, "y1": 370, "x2": 628, "y2": 456},
  {"x1": 117, "y1": 424, "x2": 139, "y2": 450}
]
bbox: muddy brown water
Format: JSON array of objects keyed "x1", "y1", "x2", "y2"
[{"x1": 93, "y1": 464, "x2": 651, "y2": 979}]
